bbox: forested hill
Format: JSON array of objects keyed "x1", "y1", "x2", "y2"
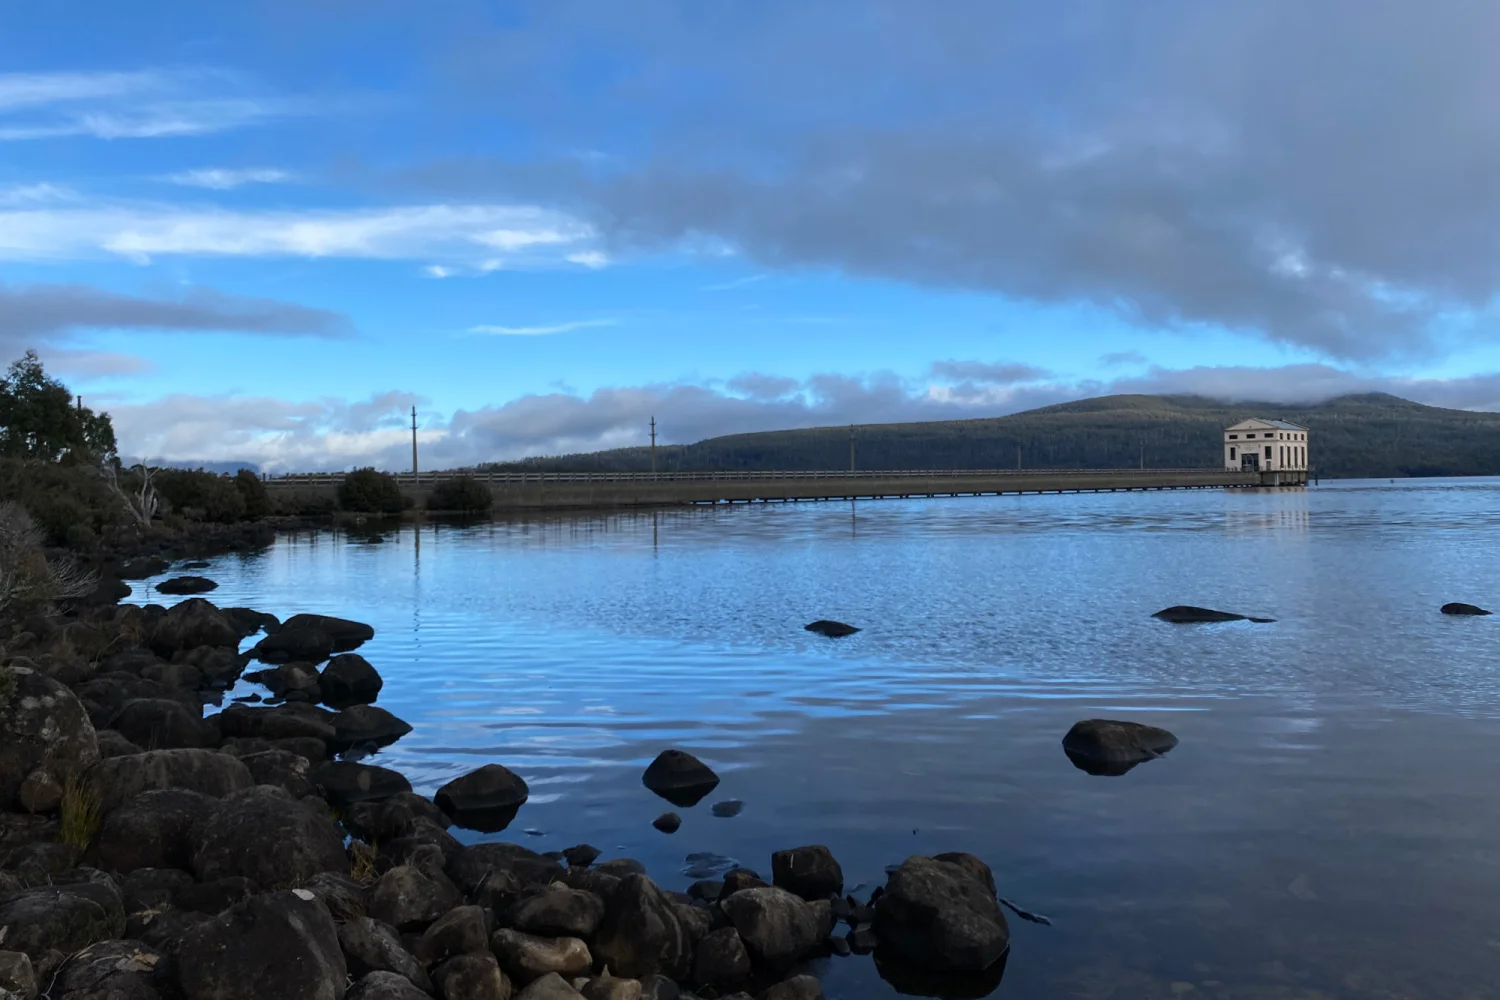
[{"x1": 478, "y1": 393, "x2": 1500, "y2": 479}]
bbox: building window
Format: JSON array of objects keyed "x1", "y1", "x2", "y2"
[
  {"x1": 1246, "y1": 433, "x2": 1256, "y2": 439},
  {"x1": 1264, "y1": 446, "x2": 1272, "y2": 458},
  {"x1": 1230, "y1": 446, "x2": 1237, "y2": 460},
  {"x1": 1228, "y1": 434, "x2": 1238, "y2": 440}
]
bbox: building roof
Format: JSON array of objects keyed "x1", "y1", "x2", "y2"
[{"x1": 1225, "y1": 417, "x2": 1309, "y2": 432}]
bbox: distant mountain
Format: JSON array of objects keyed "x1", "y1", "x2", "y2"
[{"x1": 476, "y1": 393, "x2": 1500, "y2": 479}]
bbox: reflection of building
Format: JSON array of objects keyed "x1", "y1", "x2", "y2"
[{"x1": 1224, "y1": 418, "x2": 1309, "y2": 485}]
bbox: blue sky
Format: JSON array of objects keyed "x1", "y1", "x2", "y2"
[{"x1": 5, "y1": 1, "x2": 1500, "y2": 471}]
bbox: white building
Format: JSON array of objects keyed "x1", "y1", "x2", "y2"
[{"x1": 1224, "y1": 418, "x2": 1309, "y2": 475}]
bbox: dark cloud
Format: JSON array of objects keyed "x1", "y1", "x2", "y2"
[
  {"x1": 405, "y1": 0, "x2": 1500, "y2": 361},
  {"x1": 929, "y1": 360, "x2": 1052, "y2": 384}
]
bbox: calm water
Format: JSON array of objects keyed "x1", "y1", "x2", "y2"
[{"x1": 129, "y1": 479, "x2": 1500, "y2": 999}]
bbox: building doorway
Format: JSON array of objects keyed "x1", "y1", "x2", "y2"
[{"x1": 1241, "y1": 453, "x2": 1260, "y2": 471}]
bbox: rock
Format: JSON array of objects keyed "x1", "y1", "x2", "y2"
[
  {"x1": 108, "y1": 697, "x2": 217, "y2": 749},
  {"x1": 217, "y1": 703, "x2": 336, "y2": 743},
  {"x1": 592, "y1": 858, "x2": 646, "y2": 879},
  {"x1": 671, "y1": 902, "x2": 711, "y2": 946},
  {"x1": 1150, "y1": 605, "x2": 1274, "y2": 624},
  {"x1": 803, "y1": 620, "x2": 859, "y2": 638},
  {"x1": 176, "y1": 876, "x2": 255, "y2": 915},
  {"x1": 1062, "y1": 719, "x2": 1179, "y2": 776},
  {"x1": 321, "y1": 653, "x2": 384, "y2": 706},
  {"x1": 509, "y1": 888, "x2": 606, "y2": 938},
  {"x1": 0, "y1": 951, "x2": 35, "y2": 999},
  {"x1": 85, "y1": 748, "x2": 252, "y2": 812},
  {"x1": 561, "y1": 844, "x2": 600, "y2": 868},
  {"x1": 17, "y1": 768, "x2": 62, "y2": 814},
  {"x1": 758, "y1": 975, "x2": 823, "y2": 1000},
  {"x1": 641, "y1": 751, "x2": 720, "y2": 808},
  {"x1": 147, "y1": 599, "x2": 239, "y2": 656},
  {"x1": 771, "y1": 846, "x2": 843, "y2": 901},
  {"x1": 281, "y1": 613, "x2": 376, "y2": 651},
  {"x1": 874, "y1": 856, "x2": 1008, "y2": 972},
  {"x1": 332, "y1": 704, "x2": 414, "y2": 751},
  {"x1": 95, "y1": 729, "x2": 143, "y2": 759},
  {"x1": 250, "y1": 627, "x2": 337, "y2": 665},
  {"x1": 238, "y1": 749, "x2": 315, "y2": 797},
  {"x1": 592, "y1": 874, "x2": 692, "y2": 981},
  {"x1": 447, "y1": 843, "x2": 561, "y2": 896},
  {"x1": 141, "y1": 659, "x2": 205, "y2": 689},
  {"x1": 304, "y1": 871, "x2": 370, "y2": 922},
  {"x1": 652, "y1": 812, "x2": 681, "y2": 834},
  {"x1": 52, "y1": 938, "x2": 171, "y2": 997},
  {"x1": 518, "y1": 972, "x2": 584, "y2": 999},
  {"x1": 75, "y1": 675, "x2": 197, "y2": 729},
  {"x1": 118, "y1": 557, "x2": 169, "y2": 580},
  {"x1": 0, "y1": 883, "x2": 125, "y2": 966},
  {"x1": 415, "y1": 904, "x2": 489, "y2": 967},
  {"x1": 929, "y1": 853, "x2": 997, "y2": 898},
  {"x1": 693, "y1": 927, "x2": 750, "y2": 989},
  {"x1": 721, "y1": 869, "x2": 769, "y2": 896},
  {"x1": 1441, "y1": 602, "x2": 1492, "y2": 615},
  {"x1": 490, "y1": 929, "x2": 592, "y2": 982},
  {"x1": 155, "y1": 575, "x2": 218, "y2": 595},
  {"x1": 710, "y1": 800, "x2": 743, "y2": 818},
  {"x1": 343, "y1": 791, "x2": 452, "y2": 842},
  {"x1": 720, "y1": 887, "x2": 820, "y2": 972},
  {"x1": 435, "y1": 763, "x2": 529, "y2": 819},
  {"x1": 347, "y1": 970, "x2": 436, "y2": 1000},
  {"x1": 173, "y1": 644, "x2": 247, "y2": 689},
  {"x1": 341, "y1": 917, "x2": 433, "y2": 991},
  {"x1": 91, "y1": 787, "x2": 217, "y2": 873},
  {"x1": 245, "y1": 661, "x2": 322, "y2": 699},
  {"x1": 120, "y1": 868, "x2": 195, "y2": 914},
  {"x1": 638, "y1": 975, "x2": 679, "y2": 1000},
  {"x1": 176, "y1": 890, "x2": 347, "y2": 1000},
  {"x1": 313, "y1": 760, "x2": 412, "y2": 807},
  {"x1": 581, "y1": 970, "x2": 643, "y2": 1000},
  {"x1": 370, "y1": 865, "x2": 464, "y2": 931},
  {"x1": 435, "y1": 952, "x2": 512, "y2": 1000},
  {"x1": 192, "y1": 788, "x2": 348, "y2": 888},
  {"x1": 0, "y1": 667, "x2": 100, "y2": 810}
]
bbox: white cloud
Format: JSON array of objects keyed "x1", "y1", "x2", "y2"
[
  {"x1": 703, "y1": 273, "x2": 768, "y2": 291},
  {"x1": 0, "y1": 70, "x2": 165, "y2": 111},
  {"x1": 468, "y1": 319, "x2": 617, "y2": 336},
  {"x1": 163, "y1": 167, "x2": 295, "y2": 190},
  {"x1": 0, "y1": 201, "x2": 597, "y2": 266},
  {"x1": 0, "y1": 183, "x2": 77, "y2": 206}
]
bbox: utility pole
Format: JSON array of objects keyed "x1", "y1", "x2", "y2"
[
  {"x1": 650, "y1": 416, "x2": 657, "y2": 474},
  {"x1": 411, "y1": 407, "x2": 419, "y2": 475},
  {"x1": 849, "y1": 425, "x2": 855, "y2": 472},
  {"x1": 1140, "y1": 441, "x2": 1145, "y2": 470},
  {"x1": 76, "y1": 395, "x2": 82, "y2": 413},
  {"x1": 1016, "y1": 443, "x2": 1021, "y2": 470}
]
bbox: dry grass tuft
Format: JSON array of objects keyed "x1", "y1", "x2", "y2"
[
  {"x1": 348, "y1": 840, "x2": 380, "y2": 885},
  {"x1": 58, "y1": 775, "x2": 102, "y2": 850}
]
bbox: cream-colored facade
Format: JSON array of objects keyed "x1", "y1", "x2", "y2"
[{"x1": 1224, "y1": 418, "x2": 1309, "y2": 473}]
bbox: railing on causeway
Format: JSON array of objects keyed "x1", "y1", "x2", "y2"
[{"x1": 263, "y1": 467, "x2": 1240, "y2": 486}]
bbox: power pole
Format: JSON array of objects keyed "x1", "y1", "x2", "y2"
[
  {"x1": 76, "y1": 395, "x2": 82, "y2": 413},
  {"x1": 411, "y1": 407, "x2": 418, "y2": 474},
  {"x1": 650, "y1": 416, "x2": 657, "y2": 474},
  {"x1": 1140, "y1": 441, "x2": 1144, "y2": 470},
  {"x1": 1016, "y1": 443, "x2": 1021, "y2": 470},
  {"x1": 849, "y1": 425, "x2": 855, "y2": 472}
]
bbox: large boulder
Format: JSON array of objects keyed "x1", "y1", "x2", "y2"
[
  {"x1": 1441, "y1": 602, "x2": 1492, "y2": 616},
  {"x1": 238, "y1": 749, "x2": 316, "y2": 798},
  {"x1": 0, "y1": 874, "x2": 125, "y2": 967},
  {"x1": 156, "y1": 575, "x2": 218, "y2": 595},
  {"x1": 693, "y1": 926, "x2": 751, "y2": 989},
  {"x1": 331, "y1": 705, "x2": 413, "y2": 751},
  {"x1": 1061, "y1": 719, "x2": 1179, "y2": 776},
  {"x1": 91, "y1": 787, "x2": 217, "y2": 873},
  {"x1": 0, "y1": 667, "x2": 99, "y2": 810},
  {"x1": 85, "y1": 748, "x2": 253, "y2": 813},
  {"x1": 175, "y1": 890, "x2": 347, "y2": 1000},
  {"x1": 434, "y1": 953, "x2": 512, "y2": 1000},
  {"x1": 640, "y1": 750, "x2": 719, "y2": 808},
  {"x1": 282, "y1": 613, "x2": 375, "y2": 651},
  {"x1": 108, "y1": 697, "x2": 217, "y2": 749},
  {"x1": 446, "y1": 843, "x2": 561, "y2": 896},
  {"x1": 217, "y1": 703, "x2": 336, "y2": 743},
  {"x1": 339, "y1": 916, "x2": 433, "y2": 993},
  {"x1": 508, "y1": 887, "x2": 605, "y2": 938},
  {"x1": 148, "y1": 599, "x2": 239, "y2": 656},
  {"x1": 770, "y1": 846, "x2": 844, "y2": 901},
  {"x1": 720, "y1": 887, "x2": 821, "y2": 972},
  {"x1": 313, "y1": 761, "x2": 412, "y2": 807},
  {"x1": 519, "y1": 973, "x2": 584, "y2": 999},
  {"x1": 803, "y1": 620, "x2": 859, "y2": 638},
  {"x1": 591, "y1": 874, "x2": 692, "y2": 981},
  {"x1": 413, "y1": 904, "x2": 489, "y2": 968},
  {"x1": 369, "y1": 865, "x2": 463, "y2": 931},
  {"x1": 245, "y1": 661, "x2": 323, "y2": 700},
  {"x1": 192, "y1": 788, "x2": 349, "y2": 888},
  {"x1": 346, "y1": 970, "x2": 435, "y2": 1000},
  {"x1": 435, "y1": 763, "x2": 529, "y2": 825},
  {"x1": 51, "y1": 938, "x2": 172, "y2": 997},
  {"x1": 490, "y1": 929, "x2": 593, "y2": 982},
  {"x1": 321, "y1": 653, "x2": 384, "y2": 706},
  {"x1": 1151, "y1": 605, "x2": 1274, "y2": 624},
  {"x1": 250, "y1": 627, "x2": 337, "y2": 665},
  {"x1": 874, "y1": 856, "x2": 1009, "y2": 972}
]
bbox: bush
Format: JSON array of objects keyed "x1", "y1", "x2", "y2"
[
  {"x1": 272, "y1": 490, "x2": 337, "y2": 516},
  {"x1": 427, "y1": 475, "x2": 493, "y2": 514},
  {"x1": 154, "y1": 469, "x2": 246, "y2": 523},
  {"x1": 233, "y1": 469, "x2": 272, "y2": 518},
  {"x1": 337, "y1": 468, "x2": 406, "y2": 513},
  {"x1": 0, "y1": 458, "x2": 127, "y2": 546}
]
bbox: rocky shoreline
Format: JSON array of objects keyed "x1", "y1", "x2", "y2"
[{"x1": 0, "y1": 585, "x2": 1031, "y2": 1000}]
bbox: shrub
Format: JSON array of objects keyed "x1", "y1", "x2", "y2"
[
  {"x1": 273, "y1": 490, "x2": 338, "y2": 516},
  {"x1": 427, "y1": 475, "x2": 493, "y2": 513},
  {"x1": 233, "y1": 468, "x2": 272, "y2": 518},
  {"x1": 0, "y1": 458, "x2": 126, "y2": 546},
  {"x1": 154, "y1": 469, "x2": 247, "y2": 523},
  {"x1": 337, "y1": 468, "x2": 406, "y2": 513}
]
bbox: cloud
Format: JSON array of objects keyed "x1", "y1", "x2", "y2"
[
  {"x1": 0, "y1": 201, "x2": 596, "y2": 266},
  {"x1": 1100, "y1": 351, "x2": 1148, "y2": 368},
  {"x1": 163, "y1": 168, "x2": 295, "y2": 190},
  {"x1": 0, "y1": 283, "x2": 351, "y2": 371},
  {"x1": 928, "y1": 360, "x2": 1052, "y2": 384},
  {"x1": 468, "y1": 318, "x2": 616, "y2": 336},
  {"x1": 403, "y1": 2, "x2": 1500, "y2": 362},
  {"x1": 0, "y1": 70, "x2": 164, "y2": 111},
  {"x1": 727, "y1": 372, "x2": 799, "y2": 399},
  {"x1": 704, "y1": 273, "x2": 768, "y2": 292},
  {"x1": 0, "y1": 183, "x2": 78, "y2": 206}
]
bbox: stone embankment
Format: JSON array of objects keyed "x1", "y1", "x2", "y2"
[{"x1": 0, "y1": 589, "x2": 1023, "y2": 1000}]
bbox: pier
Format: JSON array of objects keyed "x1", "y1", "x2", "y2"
[{"x1": 263, "y1": 467, "x2": 1297, "y2": 512}]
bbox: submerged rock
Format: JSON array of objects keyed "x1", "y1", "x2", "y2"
[
  {"x1": 804, "y1": 620, "x2": 860, "y2": 638},
  {"x1": 155, "y1": 575, "x2": 219, "y2": 595},
  {"x1": 641, "y1": 750, "x2": 720, "y2": 808},
  {"x1": 1441, "y1": 602, "x2": 1492, "y2": 616},
  {"x1": 653, "y1": 812, "x2": 682, "y2": 834},
  {"x1": 281, "y1": 613, "x2": 376, "y2": 651},
  {"x1": 1151, "y1": 605, "x2": 1275, "y2": 624},
  {"x1": 1062, "y1": 719, "x2": 1179, "y2": 776}
]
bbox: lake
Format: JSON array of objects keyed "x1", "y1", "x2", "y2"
[{"x1": 127, "y1": 478, "x2": 1500, "y2": 999}]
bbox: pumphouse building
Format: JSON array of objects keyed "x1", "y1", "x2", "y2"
[{"x1": 1224, "y1": 418, "x2": 1309, "y2": 485}]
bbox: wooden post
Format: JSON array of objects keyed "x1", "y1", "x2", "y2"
[
  {"x1": 411, "y1": 407, "x2": 418, "y2": 475},
  {"x1": 650, "y1": 416, "x2": 657, "y2": 474}
]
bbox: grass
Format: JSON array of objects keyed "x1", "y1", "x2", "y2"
[
  {"x1": 58, "y1": 775, "x2": 102, "y2": 850},
  {"x1": 348, "y1": 840, "x2": 380, "y2": 885}
]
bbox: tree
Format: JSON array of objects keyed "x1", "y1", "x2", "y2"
[
  {"x1": 427, "y1": 475, "x2": 493, "y2": 513},
  {"x1": 233, "y1": 469, "x2": 272, "y2": 518},
  {"x1": 338, "y1": 468, "x2": 406, "y2": 513},
  {"x1": 0, "y1": 351, "x2": 117, "y2": 462}
]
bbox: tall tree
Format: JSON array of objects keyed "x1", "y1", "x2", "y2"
[{"x1": 0, "y1": 351, "x2": 117, "y2": 462}]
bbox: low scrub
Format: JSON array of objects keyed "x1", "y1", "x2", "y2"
[
  {"x1": 338, "y1": 468, "x2": 408, "y2": 514},
  {"x1": 427, "y1": 475, "x2": 493, "y2": 514}
]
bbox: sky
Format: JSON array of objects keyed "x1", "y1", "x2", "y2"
[{"x1": 6, "y1": 1, "x2": 1500, "y2": 472}]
